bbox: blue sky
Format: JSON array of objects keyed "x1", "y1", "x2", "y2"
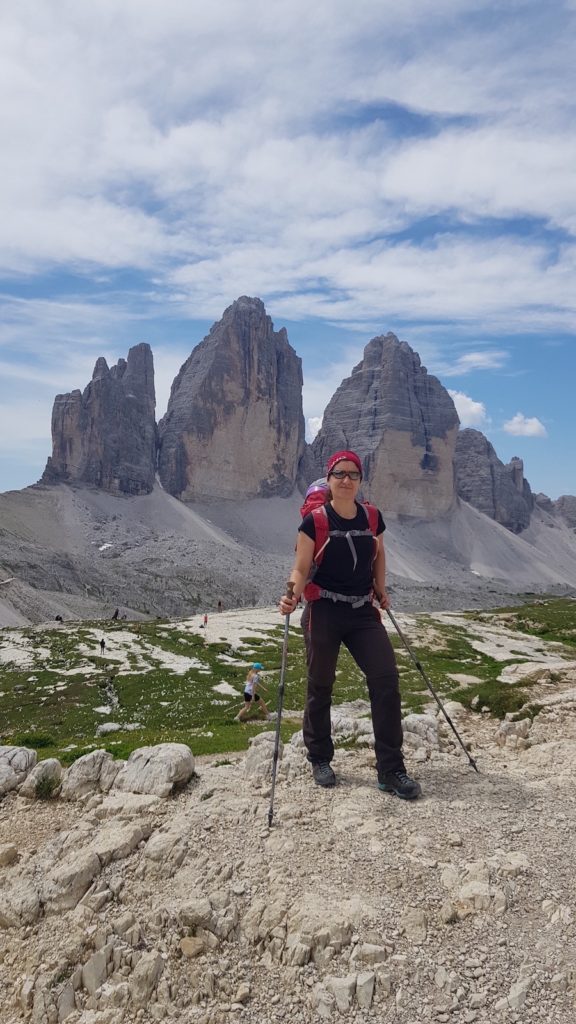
[{"x1": 1, "y1": 0, "x2": 575, "y2": 499}]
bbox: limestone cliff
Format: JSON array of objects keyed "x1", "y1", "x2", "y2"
[
  {"x1": 158, "y1": 297, "x2": 305, "y2": 500},
  {"x1": 42, "y1": 344, "x2": 156, "y2": 496},
  {"x1": 454, "y1": 429, "x2": 533, "y2": 533},
  {"x1": 300, "y1": 333, "x2": 459, "y2": 517},
  {"x1": 554, "y1": 495, "x2": 576, "y2": 529}
]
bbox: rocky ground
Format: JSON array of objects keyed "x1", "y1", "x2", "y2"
[{"x1": 1, "y1": 683, "x2": 576, "y2": 1024}]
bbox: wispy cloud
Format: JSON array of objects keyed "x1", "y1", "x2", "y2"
[
  {"x1": 439, "y1": 350, "x2": 509, "y2": 377},
  {"x1": 503, "y1": 413, "x2": 548, "y2": 437}
]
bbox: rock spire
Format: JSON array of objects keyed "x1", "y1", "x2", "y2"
[
  {"x1": 42, "y1": 343, "x2": 157, "y2": 496},
  {"x1": 158, "y1": 297, "x2": 305, "y2": 500},
  {"x1": 300, "y1": 333, "x2": 460, "y2": 517},
  {"x1": 454, "y1": 429, "x2": 533, "y2": 533}
]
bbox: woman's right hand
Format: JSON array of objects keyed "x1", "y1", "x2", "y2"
[{"x1": 278, "y1": 592, "x2": 298, "y2": 615}]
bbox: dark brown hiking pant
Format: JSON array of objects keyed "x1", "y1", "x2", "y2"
[{"x1": 301, "y1": 598, "x2": 404, "y2": 774}]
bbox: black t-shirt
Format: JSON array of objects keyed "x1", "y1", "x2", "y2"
[{"x1": 299, "y1": 502, "x2": 385, "y2": 596}]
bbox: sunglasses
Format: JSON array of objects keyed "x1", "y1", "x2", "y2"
[{"x1": 329, "y1": 469, "x2": 361, "y2": 481}]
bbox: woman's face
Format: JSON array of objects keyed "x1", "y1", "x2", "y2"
[{"x1": 328, "y1": 460, "x2": 361, "y2": 499}]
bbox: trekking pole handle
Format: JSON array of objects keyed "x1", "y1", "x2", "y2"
[{"x1": 286, "y1": 581, "x2": 295, "y2": 600}]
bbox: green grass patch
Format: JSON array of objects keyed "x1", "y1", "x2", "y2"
[{"x1": 2, "y1": 598, "x2": 575, "y2": 757}]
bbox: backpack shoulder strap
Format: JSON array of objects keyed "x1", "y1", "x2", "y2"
[
  {"x1": 311, "y1": 505, "x2": 330, "y2": 563},
  {"x1": 363, "y1": 502, "x2": 379, "y2": 535}
]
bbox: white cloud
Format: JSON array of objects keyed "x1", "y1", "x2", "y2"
[
  {"x1": 0, "y1": 0, "x2": 575, "y2": 499},
  {"x1": 503, "y1": 413, "x2": 548, "y2": 437},
  {"x1": 448, "y1": 390, "x2": 487, "y2": 427},
  {"x1": 306, "y1": 416, "x2": 323, "y2": 442},
  {"x1": 1, "y1": 0, "x2": 575, "y2": 328}
]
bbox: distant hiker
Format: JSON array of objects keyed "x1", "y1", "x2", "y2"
[
  {"x1": 279, "y1": 450, "x2": 421, "y2": 799},
  {"x1": 239, "y1": 663, "x2": 269, "y2": 721},
  {"x1": 218, "y1": 600, "x2": 223, "y2": 613},
  {"x1": 111, "y1": 608, "x2": 119, "y2": 620},
  {"x1": 203, "y1": 613, "x2": 208, "y2": 627},
  {"x1": 55, "y1": 614, "x2": 63, "y2": 623},
  {"x1": 99, "y1": 638, "x2": 106, "y2": 654}
]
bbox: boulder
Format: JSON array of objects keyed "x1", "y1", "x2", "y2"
[
  {"x1": 0, "y1": 745, "x2": 37, "y2": 795},
  {"x1": 244, "y1": 731, "x2": 283, "y2": 783},
  {"x1": 60, "y1": 750, "x2": 121, "y2": 800},
  {"x1": 112, "y1": 743, "x2": 195, "y2": 797},
  {"x1": 43, "y1": 850, "x2": 102, "y2": 911},
  {"x1": 0, "y1": 881, "x2": 42, "y2": 929},
  {"x1": 19, "y1": 758, "x2": 63, "y2": 799}
]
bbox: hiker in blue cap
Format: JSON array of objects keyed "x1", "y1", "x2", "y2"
[{"x1": 239, "y1": 662, "x2": 269, "y2": 720}]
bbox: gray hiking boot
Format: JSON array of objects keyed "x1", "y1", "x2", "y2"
[
  {"x1": 378, "y1": 769, "x2": 421, "y2": 800},
  {"x1": 312, "y1": 760, "x2": 336, "y2": 787}
]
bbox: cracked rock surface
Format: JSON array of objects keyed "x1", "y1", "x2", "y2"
[{"x1": 1, "y1": 695, "x2": 576, "y2": 1024}]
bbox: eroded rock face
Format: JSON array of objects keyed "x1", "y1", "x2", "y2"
[
  {"x1": 300, "y1": 333, "x2": 459, "y2": 517},
  {"x1": 42, "y1": 343, "x2": 157, "y2": 496},
  {"x1": 454, "y1": 429, "x2": 533, "y2": 533},
  {"x1": 555, "y1": 495, "x2": 576, "y2": 528},
  {"x1": 158, "y1": 297, "x2": 305, "y2": 500}
]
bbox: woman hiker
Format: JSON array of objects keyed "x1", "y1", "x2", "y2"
[{"x1": 278, "y1": 450, "x2": 421, "y2": 799}]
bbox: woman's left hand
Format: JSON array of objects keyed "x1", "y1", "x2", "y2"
[{"x1": 377, "y1": 588, "x2": 391, "y2": 610}]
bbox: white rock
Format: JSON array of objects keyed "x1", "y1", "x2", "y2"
[
  {"x1": 310, "y1": 983, "x2": 335, "y2": 1019},
  {"x1": 455, "y1": 881, "x2": 507, "y2": 918},
  {"x1": 61, "y1": 750, "x2": 121, "y2": 800},
  {"x1": 128, "y1": 951, "x2": 164, "y2": 1009},
  {"x1": 95, "y1": 722, "x2": 123, "y2": 736},
  {"x1": 0, "y1": 762, "x2": 19, "y2": 796},
  {"x1": 44, "y1": 850, "x2": 102, "y2": 911},
  {"x1": 508, "y1": 980, "x2": 531, "y2": 1010},
  {"x1": 0, "y1": 880, "x2": 41, "y2": 928},
  {"x1": 90, "y1": 823, "x2": 148, "y2": 866},
  {"x1": 325, "y1": 974, "x2": 356, "y2": 1012},
  {"x1": 497, "y1": 851, "x2": 530, "y2": 877},
  {"x1": 178, "y1": 894, "x2": 214, "y2": 930},
  {"x1": 495, "y1": 718, "x2": 532, "y2": 747},
  {"x1": 82, "y1": 948, "x2": 109, "y2": 995},
  {"x1": 403, "y1": 713, "x2": 440, "y2": 748},
  {"x1": 19, "y1": 758, "x2": 63, "y2": 799},
  {"x1": 351, "y1": 943, "x2": 389, "y2": 965},
  {"x1": 245, "y1": 732, "x2": 283, "y2": 782},
  {"x1": 355, "y1": 971, "x2": 376, "y2": 1009},
  {"x1": 400, "y1": 907, "x2": 428, "y2": 944},
  {"x1": 95, "y1": 792, "x2": 162, "y2": 819},
  {"x1": 0, "y1": 746, "x2": 37, "y2": 794},
  {"x1": 0, "y1": 843, "x2": 18, "y2": 866},
  {"x1": 112, "y1": 743, "x2": 195, "y2": 797}
]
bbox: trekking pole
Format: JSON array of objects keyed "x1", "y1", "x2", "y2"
[
  {"x1": 268, "y1": 581, "x2": 295, "y2": 827},
  {"x1": 385, "y1": 607, "x2": 479, "y2": 773}
]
